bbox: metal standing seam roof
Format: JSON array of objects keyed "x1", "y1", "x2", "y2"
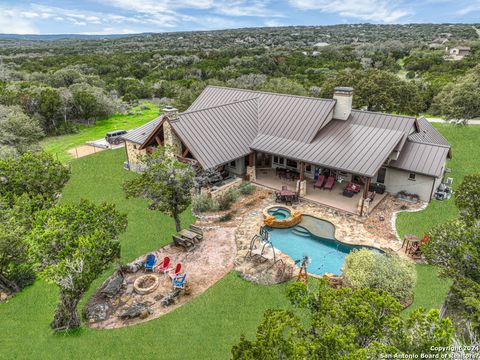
[
  {"x1": 389, "y1": 141, "x2": 450, "y2": 177},
  {"x1": 121, "y1": 116, "x2": 162, "y2": 144},
  {"x1": 188, "y1": 86, "x2": 336, "y2": 143},
  {"x1": 407, "y1": 117, "x2": 450, "y2": 146},
  {"x1": 170, "y1": 98, "x2": 259, "y2": 170},
  {"x1": 251, "y1": 120, "x2": 405, "y2": 177}
]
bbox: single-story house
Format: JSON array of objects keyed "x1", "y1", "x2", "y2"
[{"x1": 122, "y1": 86, "x2": 451, "y2": 216}]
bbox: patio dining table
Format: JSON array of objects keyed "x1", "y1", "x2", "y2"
[
  {"x1": 280, "y1": 189, "x2": 296, "y2": 204},
  {"x1": 179, "y1": 229, "x2": 202, "y2": 243}
]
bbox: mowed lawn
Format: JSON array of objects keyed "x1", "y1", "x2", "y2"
[
  {"x1": 0, "y1": 149, "x2": 290, "y2": 360},
  {"x1": 396, "y1": 124, "x2": 480, "y2": 239},
  {"x1": 40, "y1": 102, "x2": 159, "y2": 163}
]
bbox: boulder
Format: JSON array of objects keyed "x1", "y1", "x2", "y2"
[
  {"x1": 119, "y1": 303, "x2": 152, "y2": 320},
  {"x1": 84, "y1": 303, "x2": 109, "y2": 322},
  {"x1": 160, "y1": 289, "x2": 182, "y2": 307},
  {"x1": 124, "y1": 261, "x2": 144, "y2": 273},
  {"x1": 101, "y1": 273, "x2": 124, "y2": 298}
]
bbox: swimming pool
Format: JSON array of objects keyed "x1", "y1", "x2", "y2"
[
  {"x1": 267, "y1": 206, "x2": 291, "y2": 220},
  {"x1": 266, "y1": 218, "x2": 381, "y2": 275}
]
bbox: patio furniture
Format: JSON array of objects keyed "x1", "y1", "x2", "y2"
[
  {"x1": 172, "y1": 274, "x2": 187, "y2": 289},
  {"x1": 313, "y1": 175, "x2": 325, "y2": 189},
  {"x1": 156, "y1": 256, "x2": 171, "y2": 273},
  {"x1": 188, "y1": 224, "x2": 203, "y2": 238},
  {"x1": 168, "y1": 263, "x2": 182, "y2": 279},
  {"x1": 368, "y1": 182, "x2": 386, "y2": 194},
  {"x1": 275, "y1": 190, "x2": 283, "y2": 203},
  {"x1": 402, "y1": 234, "x2": 420, "y2": 254},
  {"x1": 342, "y1": 189, "x2": 354, "y2": 198},
  {"x1": 280, "y1": 189, "x2": 296, "y2": 205},
  {"x1": 323, "y1": 176, "x2": 335, "y2": 191},
  {"x1": 143, "y1": 254, "x2": 156, "y2": 272},
  {"x1": 172, "y1": 235, "x2": 196, "y2": 251},
  {"x1": 179, "y1": 229, "x2": 203, "y2": 244},
  {"x1": 345, "y1": 182, "x2": 361, "y2": 193},
  {"x1": 367, "y1": 191, "x2": 376, "y2": 201}
]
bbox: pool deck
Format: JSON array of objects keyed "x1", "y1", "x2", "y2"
[{"x1": 234, "y1": 192, "x2": 415, "y2": 283}]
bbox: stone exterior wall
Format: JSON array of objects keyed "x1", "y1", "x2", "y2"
[
  {"x1": 246, "y1": 166, "x2": 256, "y2": 181},
  {"x1": 125, "y1": 141, "x2": 147, "y2": 172},
  {"x1": 163, "y1": 121, "x2": 182, "y2": 156}
]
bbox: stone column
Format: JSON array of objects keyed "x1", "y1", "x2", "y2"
[
  {"x1": 163, "y1": 121, "x2": 182, "y2": 156},
  {"x1": 246, "y1": 152, "x2": 256, "y2": 181},
  {"x1": 298, "y1": 180, "x2": 307, "y2": 197}
]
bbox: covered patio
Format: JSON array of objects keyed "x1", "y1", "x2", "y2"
[{"x1": 253, "y1": 167, "x2": 387, "y2": 216}]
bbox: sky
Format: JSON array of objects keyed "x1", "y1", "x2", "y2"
[{"x1": 0, "y1": 0, "x2": 479, "y2": 35}]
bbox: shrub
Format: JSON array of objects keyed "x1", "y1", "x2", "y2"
[
  {"x1": 343, "y1": 249, "x2": 416, "y2": 303},
  {"x1": 192, "y1": 193, "x2": 218, "y2": 213},
  {"x1": 218, "y1": 211, "x2": 235, "y2": 222},
  {"x1": 239, "y1": 182, "x2": 255, "y2": 196},
  {"x1": 217, "y1": 188, "x2": 239, "y2": 211}
]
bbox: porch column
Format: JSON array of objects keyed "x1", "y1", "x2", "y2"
[
  {"x1": 360, "y1": 177, "x2": 372, "y2": 217},
  {"x1": 298, "y1": 162, "x2": 307, "y2": 197},
  {"x1": 246, "y1": 152, "x2": 256, "y2": 182}
]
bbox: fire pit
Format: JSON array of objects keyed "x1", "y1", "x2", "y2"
[{"x1": 133, "y1": 274, "x2": 160, "y2": 295}]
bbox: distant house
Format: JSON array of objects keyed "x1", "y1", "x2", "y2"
[
  {"x1": 122, "y1": 86, "x2": 451, "y2": 216},
  {"x1": 446, "y1": 46, "x2": 471, "y2": 60}
]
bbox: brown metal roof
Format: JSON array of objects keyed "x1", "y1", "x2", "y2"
[
  {"x1": 350, "y1": 110, "x2": 416, "y2": 150},
  {"x1": 188, "y1": 86, "x2": 336, "y2": 143},
  {"x1": 390, "y1": 140, "x2": 450, "y2": 177},
  {"x1": 170, "y1": 98, "x2": 258, "y2": 169},
  {"x1": 408, "y1": 117, "x2": 450, "y2": 147},
  {"x1": 251, "y1": 120, "x2": 405, "y2": 177},
  {"x1": 121, "y1": 116, "x2": 162, "y2": 144}
]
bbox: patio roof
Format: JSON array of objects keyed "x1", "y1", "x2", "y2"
[{"x1": 251, "y1": 120, "x2": 405, "y2": 177}]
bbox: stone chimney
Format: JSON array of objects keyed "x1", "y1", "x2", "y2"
[
  {"x1": 333, "y1": 87, "x2": 353, "y2": 121},
  {"x1": 162, "y1": 106, "x2": 179, "y2": 120}
]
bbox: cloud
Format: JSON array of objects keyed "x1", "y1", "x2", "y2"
[
  {"x1": 0, "y1": 7, "x2": 38, "y2": 34},
  {"x1": 289, "y1": 0, "x2": 411, "y2": 23},
  {"x1": 457, "y1": 1, "x2": 480, "y2": 15}
]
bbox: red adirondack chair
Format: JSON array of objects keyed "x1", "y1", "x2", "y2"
[
  {"x1": 168, "y1": 263, "x2": 182, "y2": 279},
  {"x1": 156, "y1": 256, "x2": 171, "y2": 273}
]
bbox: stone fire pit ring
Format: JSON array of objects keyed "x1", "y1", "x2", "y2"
[{"x1": 133, "y1": 274, "x2": 160, "y2": 295}]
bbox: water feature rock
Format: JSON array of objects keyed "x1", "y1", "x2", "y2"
[{"x1": 119, "y1": 303, "x2": 152, "y2": 319}]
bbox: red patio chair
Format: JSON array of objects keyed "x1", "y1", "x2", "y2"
[
  {"x1": 156, "y1": 256, "x2": 171, "y2": 273},
  {"x1": 167, "y1": 263, "x2": 182, "y2": 279},
  {"x1": 313, "y1": 175, "x2": 325, "y2": 189},
  {"x1": 323, "y1": 176, "x2": 335, "y2": 191}
]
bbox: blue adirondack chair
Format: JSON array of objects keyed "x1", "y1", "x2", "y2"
[
  {"x1": 172, "y1": 274, "x2": 187, "y2": 289},
  {"x1": 144, "y1": 254, "x2": 156, "y2": 272}
]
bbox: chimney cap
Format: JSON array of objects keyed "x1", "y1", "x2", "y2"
[{"x1": 334, "y1": 86, "x2": 354, "y2": 94}]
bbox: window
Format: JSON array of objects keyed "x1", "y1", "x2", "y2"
[
  {"x1": 408, "y1": 173, "x2": 416, "y2": 181},
  {"x1": 273, "y1": 156, "x2": 284, "y2": 165},
  {"x1": 133, "y1": 145, "x2": 137, "y2": 150},
  {"x1": 376, "y1": 167, "x2": 387, "y2": 184},
  {"x1": 286, "y1": 159, "x2": 298, "y2": 168},
  {"x1": 305, "y1": 164, "x2": 312, "y2": 173},
  {"x1": 229, "y1": 160, "x2": 236, "y2": 167}
]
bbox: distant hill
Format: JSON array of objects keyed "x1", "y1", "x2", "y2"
[{"x1": 0, "y1": 33, "x2": 145, "y2": 41}]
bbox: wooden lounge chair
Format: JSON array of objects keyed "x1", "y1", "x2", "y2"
[
  {"x1": 313, "y1": 175, "x2": 325, "y2": 189},
  {"x1": 167, "y1": 263, "x2": 182, "y2": 279},
  {"x1": 323, "y1": 176, "x2": 335, "y2": 191},
  {"x1": 143, "y1": 254, "x2": 156, "y2": 272}
]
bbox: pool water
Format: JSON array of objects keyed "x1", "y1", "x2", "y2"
[
  {"x1": 266, "y1": 225, "x2": 380, "y2": 275},
  {"x1": 267, "y1": 207, "x2": 291, "y2": 220}
]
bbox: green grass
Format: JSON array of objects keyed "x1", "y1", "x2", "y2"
[
  {"x1": 396, "y1": 124, "x2": 480, "y2": 239},
  {"x1": 0, "y1": 149, "x2": 290, "y2": 360},
  {"x1": 405, "y1": 265, "x2": 452, "y2": 317},
  {"x1": 40, "y1": 102, "x2": 159, "y2": 163}
]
